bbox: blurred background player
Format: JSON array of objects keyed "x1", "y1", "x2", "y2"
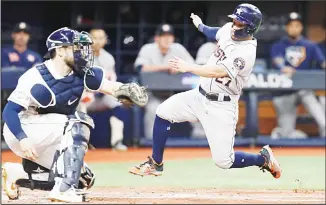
[
  {"x1": 1, "y1": 22, "x2": 42, "y2": 70},
  {"x1": 78, "y1": 24, "x2": 128, "y2": 150},
  {"x1": 270, "y1": 12, "x2": 326, "y2": 139},
  {"x1": 134, "y1": 23, "x2": 205, "y2": 139},
  {"x1": 195, "y1": 40, "x2": 216, "y2": 65}
]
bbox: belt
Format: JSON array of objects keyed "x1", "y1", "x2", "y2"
[{"x1": 199, "y1": 86, "x2": 231, "y2": 102}]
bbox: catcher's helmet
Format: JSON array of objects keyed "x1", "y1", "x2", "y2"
[
  {"x1": 44, "y1": 27, "x2": 94, "y2": 76},
  {"x1": 228, "y1": 3, "x2": 262, "y2": 38}
]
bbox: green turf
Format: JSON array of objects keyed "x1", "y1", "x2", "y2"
[{"x1": 87, "y1": 156, "x2": 325, "y2": 190}]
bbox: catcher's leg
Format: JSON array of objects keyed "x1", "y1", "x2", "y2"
[
  {"x1": 2, "y1": 113, "x2": 68, "y2": 200},
  {"x1": 129, "y1": 89, "x2": 198, "y2": 176},
  {"x1": 14, "y1": 157, "x2": 95, "y2": 192},
  {"x1": 48, "y1": 119, "x2": 93, "y2": 202}
]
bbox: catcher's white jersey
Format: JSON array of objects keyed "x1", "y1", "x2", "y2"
[
  {"x1": 200, "y1": 22, "x2": 257, "y2": 96},
  {"x1": 8, "y1": 60, "x2": 64, "y2": 113}
]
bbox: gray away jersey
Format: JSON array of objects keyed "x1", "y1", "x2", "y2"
[
  {"x1": 200, "y1": 22, "x2": 257, "y2": 97},
  {"x1": 134, "y1": 42, "x2": 195, "y2": 68},
  {"x1": 94, "y1": 48, "x2": 117, "y2": 81}
]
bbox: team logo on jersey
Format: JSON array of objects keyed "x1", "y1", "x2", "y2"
[
  {"x1": 27, "y1": 54, "x2": 35, "y2": 62},
  {"x1": 8, "y1": 52, "x2": 20, "y2": 62},
  {"x1": 285, "y1": 46, "x2": 306, "y2": 67},
  {"x1": 233, "y1": 57, "x2": 245, "y2": 70}
]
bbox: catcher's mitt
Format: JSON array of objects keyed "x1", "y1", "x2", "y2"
[{"x1": 113, "y1": 83, "x2": 148, "y2": 107}]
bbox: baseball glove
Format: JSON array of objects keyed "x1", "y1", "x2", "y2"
[{"x1": 113, "y1": 83, "x2": 148, "y2": 107}]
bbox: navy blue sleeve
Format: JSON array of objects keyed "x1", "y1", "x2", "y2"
[
  {"x1": 270, "y1": 42, "x2": 285, "y2": 70},
  {"x1": 2, "y1": 101, "x2": 28, "y2": 141},
  {"x1": 198, "y1": 24, "x2": 220, "y2": 42},
  {"x1": 312, "y1": 44, "x2": 326, "y2": 68}
]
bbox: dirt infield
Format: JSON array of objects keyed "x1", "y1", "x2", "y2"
[
  {"x1": 2, "y1": 147, "x2": 325, "y2": 204},
  {"x1": 2, "y1": 187, "x2": 325, "y2": 204}
]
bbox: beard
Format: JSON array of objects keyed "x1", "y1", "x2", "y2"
[
  {"x1": 64, "y1": 58, "x2": 75, "y2": 72},
  {"x1": 66, "y1": 61, "x2": 75, "y2": 69}
]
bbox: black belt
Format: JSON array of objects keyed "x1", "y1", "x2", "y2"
[{"x1": 199, "y1": 86, "x2": 231, "y2": 102}]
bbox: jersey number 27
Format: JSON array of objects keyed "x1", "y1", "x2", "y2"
[{"x1": 215, "y1": 77, "x2": 231, "y2": 87}]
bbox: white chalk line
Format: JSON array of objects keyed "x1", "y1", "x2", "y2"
[{"x1": 90, "y1": 192, "x2": 325, "y2": 202}]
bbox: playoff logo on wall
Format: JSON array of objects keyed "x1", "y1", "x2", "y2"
[{"x1": 245, "y1": 73, "x2": 293, "y2": 88}]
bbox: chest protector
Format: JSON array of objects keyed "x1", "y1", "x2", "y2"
[{"x1": 35, "y1": 63, "x2": 84, "y2": 115}]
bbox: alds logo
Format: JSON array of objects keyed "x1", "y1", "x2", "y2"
[{"x1": 245, "y1": 73, "x2": 293, "y2": 88}]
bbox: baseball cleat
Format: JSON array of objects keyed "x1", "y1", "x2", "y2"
[
  {"x1": 48, "y1": 187, "x2": 87, "y2": 202},
  {"x1": 2, "y1": 162, "x2": 27, "y2": 200},
  {"x1": 259, "y1": 145, "x2": 282, "y2": 179},
  {"x1": 48, "y1": 178, "x2": 87, "y2": 202},
  {"x1": 129, "y1": 156, "x2": 163, "y2": 176}
]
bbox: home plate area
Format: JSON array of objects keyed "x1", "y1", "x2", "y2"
[{"x1": 2, "y1": 187, "x2": 325, "y2": 204}]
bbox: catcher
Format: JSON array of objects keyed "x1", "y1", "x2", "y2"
[{"x1": 2, "y1": 27, "x2": 148, "y2": 202}]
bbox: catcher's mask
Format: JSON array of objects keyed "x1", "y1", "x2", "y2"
[{"x1": 44, "y1": 27, "x2": 94, "y2": 76}]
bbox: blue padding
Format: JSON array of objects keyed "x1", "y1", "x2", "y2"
[
  {"x1": 256, "y1": 136, "x2": 326, "y2": 147},
  {"x1": 30, "y1": 84, "x2": 52, "y2": 107},
  {"x1": 1, "y1": 68, "x2": 25, "y2": 89},
  {"x1": 85, "y1": 66, "x2": 104, "y2": 90},
  {"x1": 139, "y1": 137, "x2": 253, "y2": 147}
]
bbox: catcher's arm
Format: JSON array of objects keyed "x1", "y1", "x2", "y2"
[
  {"x1": 98, "y1": 79, "x2": 123, "y2": 96},
  {"x1": 98, "y1": 79, "x2": 148, "y2": 107},
  {"x1": 84, "y1": 66, "x2": 148, "y2": 107}
]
